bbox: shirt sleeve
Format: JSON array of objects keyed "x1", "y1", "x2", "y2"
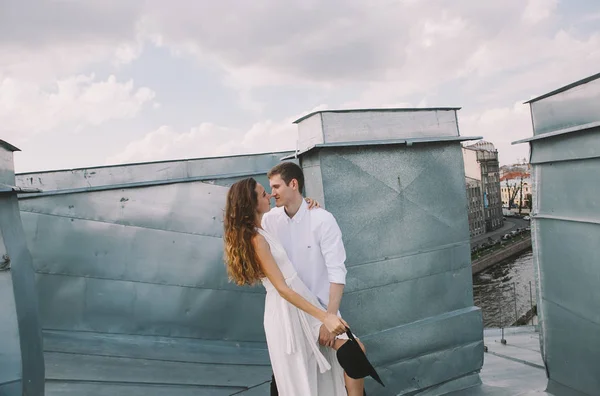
[{"x1": 319, "y1": 212, "x2": 347, "y2": 285}]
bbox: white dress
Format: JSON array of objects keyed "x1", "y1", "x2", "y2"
[{"x1": 257, "y1": 228, "x2": 347, "y2": 396}]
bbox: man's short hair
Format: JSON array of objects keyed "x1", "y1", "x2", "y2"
[{"x1": 267, "y1": 162, "x2": 304, "y2": 193}]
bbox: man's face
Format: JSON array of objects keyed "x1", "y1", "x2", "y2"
[{"x1": 269, "y1": 174, "x2": 296, "y2": 207}]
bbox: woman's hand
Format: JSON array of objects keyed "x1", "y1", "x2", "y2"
[
  {"x1": 323, "y1": 313, "x2": 349, "y2": 336},
  {"x1": 305, "y1": 197, "x2": 321, "y2": 209}
]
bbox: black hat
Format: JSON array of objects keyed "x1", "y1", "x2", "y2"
[{"x1": 336, "y1": 329, "x2": 385, "y2": 387}]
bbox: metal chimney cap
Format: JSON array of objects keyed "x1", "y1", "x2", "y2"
[{"x1": 293, "y1": 107, "x2": 462, "y2": 124}]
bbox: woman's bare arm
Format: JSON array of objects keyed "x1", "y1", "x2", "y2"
[{"x1": 253, "y1": 234, "x2": 347, "y2": 334}]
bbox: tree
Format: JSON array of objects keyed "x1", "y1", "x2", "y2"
[
  {"x1": 518, "y1": 176, "x2": 524, "y2": 215},
  {"x1": 505, "y1": 179, "x2": 521, "y2": 209},
  {"x1": 501, "y1": 170, "x2": 530, "y2": 211}
]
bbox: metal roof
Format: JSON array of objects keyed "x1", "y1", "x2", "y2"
[
  {"x1": 281, "y1": 135, "x2": 482, "y2": 160},
  {"x1": 511, "y1": 120, "x2": 600, "y2": 145},
  {"x1": 293, "y1": 107, "x2": 462, "y2": 124},
  {"x1": 16, "y1": 150, "x2": 295, "y2": 176},
  {"x1": 0, "y1": 183, "x2": 41, "y2": 194},
  {"x1": 524, "y1": 71, "x2": 600, "y2": 104}
]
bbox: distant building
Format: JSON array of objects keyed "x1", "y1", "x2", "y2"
[
  {"x1": 462, "y1": 141, "x2": 504, "y2": 232},
  {"x1": 466, "y1": 177, "x2": 486, "y2": 238},
  {"x1": 500, "y1": 171, "x2": 532, "y2": 209},
  {"x1": 500, "y1": 161, "x2": 531, "y2": 178}
]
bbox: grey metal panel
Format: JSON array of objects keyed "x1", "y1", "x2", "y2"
[
  {"x1": 529, "y1": 74, "x2": 600, "y2": 136},
  {"x1": 0, "y1": 148, "x2": 17, "y2": 192},
  {"x1": 344, "y1": 266, "x2": 474, "y2": 336},
  {"x1": 0, "y1": 143, "x2": 45, "y2": 396},
  {"x1": 235, "y1": 382, "x2": 272, "y2": 395},
  {"x1": 346, "y1": 243, "x2": 469, "y2": 292},
  {"x1": 535, "y1": 218, "x2": 600, "y2": 322},
  {"x1": 44, "y1": 351, "x2": 272, "y2": 387},
  {"x1": 536, "y1": 157, "x2": 600, "y2": 222},
  {"x1": 321, "y1": 144, "x2": 469, "y2": 266},
  {"x1": 525, "y1": 72, "x2": 600, "y2": 104},
  {"x1": 296, "y1": 111, "x2": 324, "y2": 154},
  {"x1": 375, "y1": 342, "x2": 482, "y2": 395},
  {"x1": 516, "y1": 73, "x2": 600, "y2": 396},
  {"x1": 209, "y1": 173, "x2": 275, "y2": 191},
  {"x1": 0, "y1": 269, "x2": 21, "y2": 388},
  {"x1": 42, "y1": 330, "x2": 270, "y2": 365},
  {"x1": 45, "y1": 382, "x2": 242, "y2": 396},
  {"x1": 21, "y1": 211, "x2": 233, "y2": 291},
  {"x1": 360, "y1": 306, "x2": 482, "y2": 367},
  {"x1": 0, "y1": 380, "x2": 22, "y2": 396},
  {"x1": 360, "y1": 307, "x2": 483, "y2": 395},
  {"x1": 529, "y1": 126, "x2": 600, "y2": 164},
  {"x1": 35, "y1": 273, "x2": 266, "y2": 341},
  {"x1": 15, "y1": 151, "x2": 293, "y2": 192},
  {"x1": 18, "y1": 176, "x2": 270, "y2": 340},
  {"x1": 321, "y1": 109, "x2": 460, "y2": 142},
  {"x1": 19, "y1": 181, "x2": 227, "y2": 238},
  {"x1": 300, "y1": 152, "x2": 325, "y2": 207},
  {"x1": 344, "y1": 244, "x2": 473, "y2": 333},
  {"x1": 42, "y1": 330, "x2": 271, "y2": 395},
  {"x1": 542, "y1": 297, "x2": 600, "y2": 396},
  {"x1": 293, "y1": 107, "x2": 462, "y2": 124}
]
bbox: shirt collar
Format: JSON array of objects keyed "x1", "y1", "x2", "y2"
[{"x1": 286, "y1": 199, "x2": 308, "y2": 224}]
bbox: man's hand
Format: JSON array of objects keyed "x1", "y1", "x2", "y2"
[{"x1": 319, "y1": 324, "x2": 337, "y2": 348}]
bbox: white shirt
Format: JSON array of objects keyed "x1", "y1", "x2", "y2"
[{"x1": 262, "y1": 199, "x2": 347, "y2": 309}]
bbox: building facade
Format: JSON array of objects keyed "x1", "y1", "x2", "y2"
[
  {"x1": 462, "y1": 141, "x2": 504, "y2": 232},
  {"x1": 500, "y1": 170, "x2": 532, "y2": 209},
  {"x1": 466, "y1": 177, "x2": 485, "y2": 238}
]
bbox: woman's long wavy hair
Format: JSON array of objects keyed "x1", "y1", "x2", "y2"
[{"x1": 224, "y1": 177, "x2": 264, "y2": 286}]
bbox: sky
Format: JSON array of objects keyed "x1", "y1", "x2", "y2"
[{"x1": 2, "y1": 0, "x2": 600, "y2": 173}]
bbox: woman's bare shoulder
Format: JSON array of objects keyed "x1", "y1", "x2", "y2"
[{"x1": 251, "y1": 233, "x2": 267, "y2": 248}]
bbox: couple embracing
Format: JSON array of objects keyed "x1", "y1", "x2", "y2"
[{"x1": 224, "y1": 162, "x2": 371, "y2": 395}]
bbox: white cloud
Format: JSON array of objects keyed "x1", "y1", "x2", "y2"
[
  {"x1": 522, "y1": 0, "x2": 558, "y2": 24},
  {"x1": 105, "y1": 121, "x2": 295, "y2": 166},
  {"x1": 2, "y1": 0, "x2": 600, "y2": 172},
  {"x1": 0, "y1": 74, "x2": 155, "y2": 143},
  {"x1": 459, "y1": 102, "x2": 532, "y2": 165},
  {"x1": 106, "y1": 105, "x2": 329, "y2": 166},
  {"x1": 0, "y1": 1, "x2": 145, "y2": 82}
]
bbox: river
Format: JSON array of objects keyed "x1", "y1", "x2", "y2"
[{"x1": 472, "y1": 248, "x2": 537, "y2": 328}]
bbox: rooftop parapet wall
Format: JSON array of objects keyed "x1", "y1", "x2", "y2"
[{"x1": 514, "y1": 73, "x2": 600, "y2": 396}]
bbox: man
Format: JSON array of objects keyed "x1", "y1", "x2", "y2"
[{"x1": 262, "y1": 161, "x2": 365, "y2": 396}]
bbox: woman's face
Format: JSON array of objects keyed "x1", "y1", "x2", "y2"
[{"x1": 254, "y1": 182, "x2": 272, "y2": 215}]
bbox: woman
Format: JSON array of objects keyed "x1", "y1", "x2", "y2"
[{"x1": 224, "y1": 178, "x2": 349, "y2": 395}]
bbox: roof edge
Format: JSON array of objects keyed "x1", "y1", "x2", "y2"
[
  {"x1": 524, "y1": 71, "x2": 600, "y2": 104},
  {"x1": 0, "y1": 140, "x2": 21, "y2": 152},
  {"x1": 16, "y1": 150, "x2": 295, "y2": 176},
  {"x1": 512, "y1": 120, "x2": 600, "y2": 145},
  {"x1": 293, "y1": 107, "x2": 462, "y2": 124},
  {"x1": 281, "y1": 135, "x2": 482, "y2": 160}
]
